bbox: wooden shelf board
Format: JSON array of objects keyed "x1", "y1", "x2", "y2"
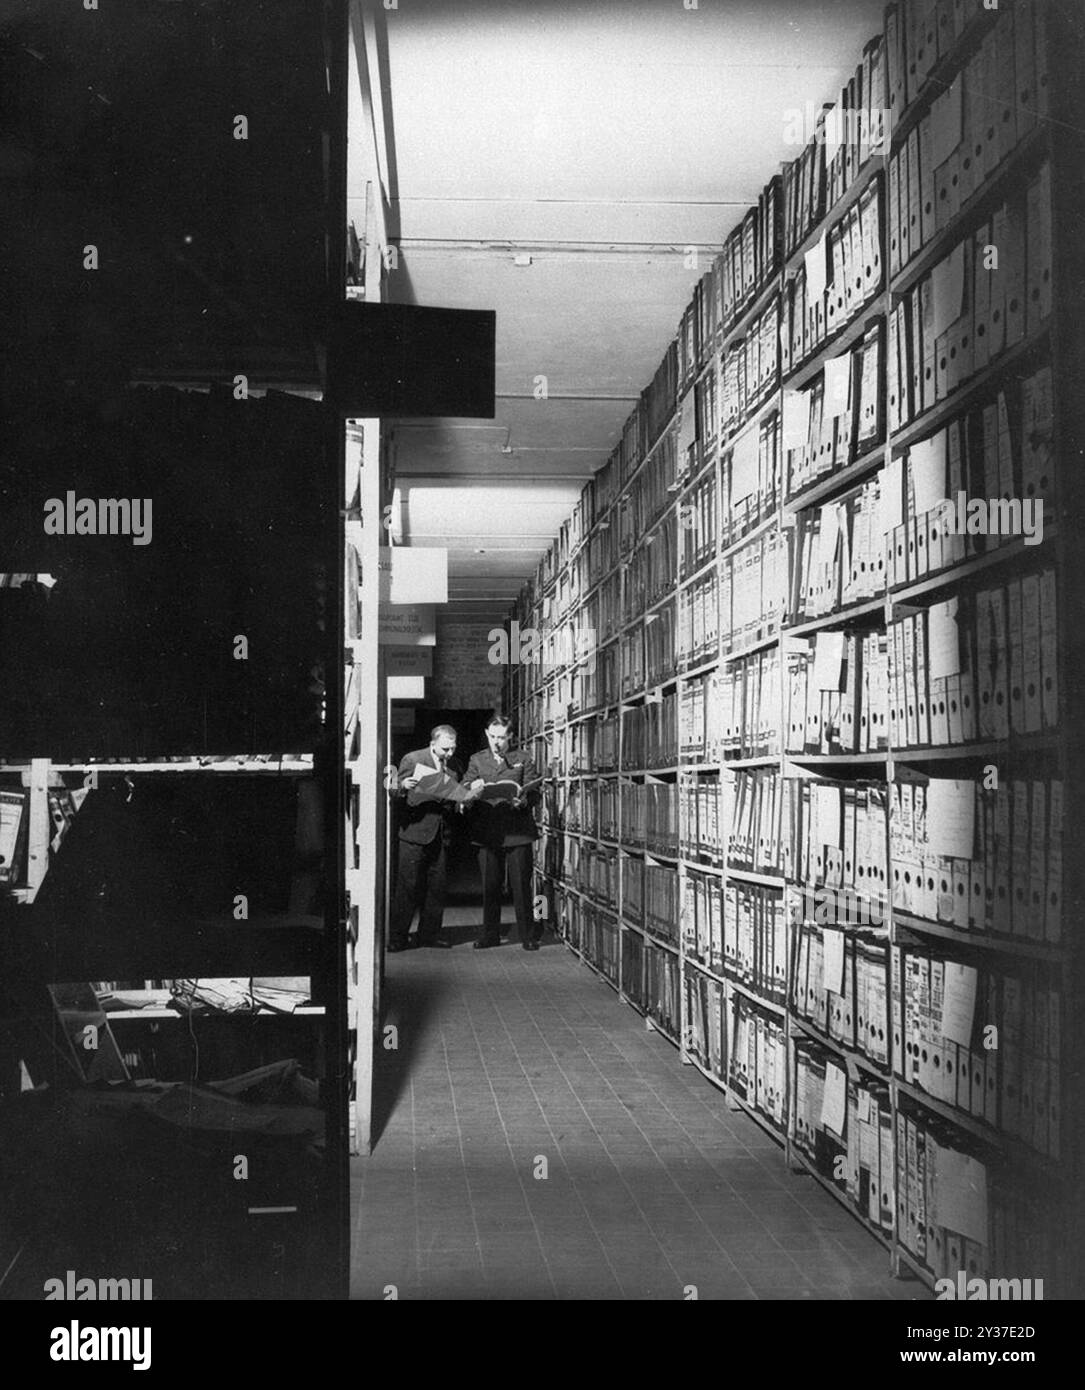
[
  {"x1": 892, "y1": 127, "x2": 1051, "y2": 300},
  {"x1": 783, "y1": 301, "x2": 887, "y2": 394},
  {"x1": 889, "y1": 7, "x2": 1000, "y2": 153},
  {"x1": 724, "y1": 630, "x2": 781, "y2": 662},
  {"x1": 786, "y1": 159, "x2": 885, "y2": 274},
  {"x1": 719, "y1": 384, "x2": 782, "y2": 449},
  {"x1": 720, "y1": 511, "x2": 779, "y2": 561},
  {"x1": 890, "y1": 323, "x2": 1052, "y2": 455},
  {"x1": 721, "y1": 274, "x2": 783, "y2": 354},
  {"x1": 892, "y1": 911, "x2": 1066, "y2": 962},
  {"x1": 726, "y1": 868, "x2": 786, "y2": 889},
  {"x1": 786, "y1": 751, "x2": 888, "y2": 766},
  {"x1": 789, "y1": 1014, "x2": 891, "y2": 1078},
  {"x1": 784, "y1": 444, "x2": 886, "y2": 514},
  {"x1": 783, "y1": 596, "x2": 885, "y2": 638},
  {"x1": 728, "y1": 977, "x2": 786, "y2": 1017},
  {"x1": 888, "y1": 530, "x2": 1059, "y2": 605}
]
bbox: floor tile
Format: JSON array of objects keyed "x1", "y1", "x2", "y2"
[{"x1": 351, "y1": 909, "x2": 923, "y2": 1303}]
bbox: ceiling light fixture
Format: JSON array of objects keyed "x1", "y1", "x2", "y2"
[{"x1": 513, "y1": 253, "x2": 532, "y2": 267}]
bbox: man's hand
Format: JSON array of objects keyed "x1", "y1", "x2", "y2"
[
  {"x1": 509, "y1": 796, "x2": 526, "y2": 810},
  {"x1": 400, "y1": 771, "x2": 421, "y2": 790}
]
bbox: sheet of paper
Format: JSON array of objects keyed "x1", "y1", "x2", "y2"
[
  {"x1": 815, "y1": 781, "x2": 843, "y2": 850},
  {"x1": 930, "y1": 77, "x2": 963, "y2": 170},
  {"x1": 816, "y1": 502, "x2": 841, "y2": 574},
  {"x1": 909, "y1": 432, "x2": 949, "y2": 515},
  {"x1": 930, "y1": 243, "x2": 965, "y2": 340},
  {"x1": 0, "y1": 797, "x2": 23, "y2": 873},
  {"x1": 822, "y1": 102, "x2": 842, "y2": 154},
  {"x1": 927, "y1": 598, "x2": 961, "y2": 681},
  {"x1": 925, "y1": 775, "x2": 975, "y2": 859},
  {"x1": 822, "y1": 927, "x2": 846, "y2": 995},
  {"x1": 782, "y1": 389, "x2": 811, "y2": 448},
  {"x1": 856, "y1": 1087, "x2": 871, "y2": 1123},
  {"x1": 823, "y1": 352, "x2": 851, "y2": 418},
  {"x1": 881, "y1": 454, "x2": 904, "y2": 535},
  {"x1": 677, "y1": 388, "x2": 696, "y2": 459},
  {"x1": 930, "y1": 1145, "x2": 988, "y2": 1246},
  {"x1": 823, "y1": 845, "x2": 844, "y2": 888},
  {"x1": 820, "y1": 1060, "x2": 848, "y2": 1138},
  {"x1": 812, "y1": 629, "x2": 845, "y2": 689},
  {"x1": 940, "y1": 961, "x2": 979, "y2": 1049},
  {"x1": 730, "y1": 426, "x2": 760, "y2": 501},
  {"x1": 805, "y1": 232, "x2": 828, "y2": 301}
]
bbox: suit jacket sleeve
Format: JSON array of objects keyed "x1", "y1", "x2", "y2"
[{"x1": 394, "y1": 750, "x2": 417, "y2": 798}]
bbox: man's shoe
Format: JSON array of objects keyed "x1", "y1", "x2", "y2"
[
  {"x1": 522, "y1": 940, "x2": 540, "y2": 951},
  {"x1": 387, "y1": 941, "x2": 411, "y2": 954},
  {"x1": 421, "y1": 934, "x2": 453, "y2": 949},
  {"x1": 473, "y1": 938, "x2": 500, "y2": 949}
]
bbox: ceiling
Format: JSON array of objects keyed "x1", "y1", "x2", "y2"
[{"x1": 348, "y1": 0, "x2": 888, "y2": 625}]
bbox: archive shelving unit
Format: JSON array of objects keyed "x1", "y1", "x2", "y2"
[
  {"x1": 0, "y1": 0, "x2": 354, "y2": 1299},
  {"x1": 510, "y1": 0, "x2": 1084, "y2": 1297}
]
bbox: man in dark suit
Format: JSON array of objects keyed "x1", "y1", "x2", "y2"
[
  {"x1": 388, "y1": 724, "x2": 480, "y2": 952},
  {"x1": 464, "y1": 713, "x2": 542, "y2": 950}
]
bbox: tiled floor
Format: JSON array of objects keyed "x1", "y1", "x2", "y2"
[{"x1": 350, "y1": 898, "x2": 929, "y2": 1301}]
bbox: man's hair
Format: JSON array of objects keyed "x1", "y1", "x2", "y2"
[
  {"x1": 486, "y1": 712, "x2": 513, "y2": 731},
  {"x1": 430, "y1": 724, "x2": 457, "y2": 742}
]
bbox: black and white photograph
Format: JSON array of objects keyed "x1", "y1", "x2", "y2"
[{"x1": 1, "y1": 0, "x2": 1083, "y2": 1351}]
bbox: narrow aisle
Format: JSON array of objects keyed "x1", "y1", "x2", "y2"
[{"x1": 351, "y1": 924, "x2": 925, "y2": 1301}]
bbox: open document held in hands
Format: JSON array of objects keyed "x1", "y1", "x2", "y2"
[
  {"x1": 405, "y1": 766, "x2": 477, "y2": 806},
  {"x1": 476, "y1": 776, "x2": 544, "y2": 805}
]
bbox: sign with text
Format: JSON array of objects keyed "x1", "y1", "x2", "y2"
[
  {"x1": 385, "y1": 647, "x2": 433, "y2": 678},
  {"x1": 378, "y1": 604, "x2": 436, "y2": 646},
  {"x1": 433, "y1": 622, "x2": 505, "y2": 709}
]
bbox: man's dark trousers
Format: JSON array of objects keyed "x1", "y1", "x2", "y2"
[
  {"x1": 478, "y1": 843, "x2": 537, "y2": 946},
  {"x1": 390, "y1": 836, "x2": 448, "y2": 947}
]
